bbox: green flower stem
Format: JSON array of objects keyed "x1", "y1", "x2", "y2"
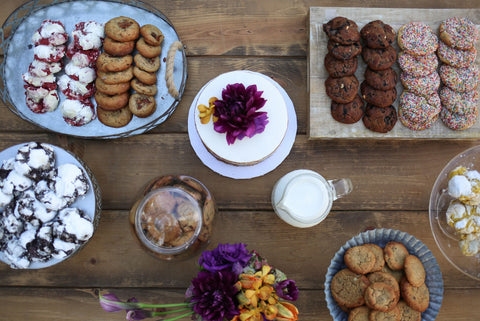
[
  {"x1": 138, "y1": 302, "x2": 190, "y2": 309},
  {"x1": 152, "y1": 307, "x2": 191, "y2": 316},
  {"x1": 161, "y1": 311, "x2": 195, "y2": 321}
]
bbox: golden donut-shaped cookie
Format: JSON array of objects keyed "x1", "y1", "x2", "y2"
[
  {"x1": 131, "y1": 78, "x2": 157, "y2": 96},
  {"x1": 140, "y1": 24, "x2": 164, "y2": 46},
  {"x1": 94, "y1": 91, "x2": 129, "y2": 111},
  {"x1": 97, "y1": 66, "x2": 134, "y2": 85},
  {"x1": 134, "y1": 53, "x2": 160, "y2": 72},
  {"x1": 95, "y1": 78, "x2": 130, "y2": 95},
  {"x1": 97, "y1": 52, "x2": 133, "y2": 72},
  {"x1": 136, "y1": 37, "x2": 162, "y2": 58},
  {"x1": 103, "y1": 37, "x2": 135, "y2": 56},
  {"x1": 104, "y1": 16, "x2": 140, "y2": 42},
  {"x1": 97, "y1": 105, "x2": 133, "y2": 128},
  {"x1": 129, "y1": 93, "x2": 157, "y2": 118},
  {"x1": 133, "y1": 66, "x2": 157, "y2": 85}
]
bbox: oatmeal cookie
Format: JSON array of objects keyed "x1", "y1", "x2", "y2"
[
  {"x1": 367, "y1": 272, "x2": 400, "y2": 298},
  {"x1": 361, "y1": 81, "x2": 397, "y2": 108},
  {"x1": 103, "y1": 37, "x2": 135, "y2": 56},
  {"x1": 96, "y1": 52, "x2": 133, "y2": 72},
  {"x1": 325, "y1": 75, "x2": 359, "y2": 104},
  {"x1": 362, "y1": 104, "x2": 397, "y2": 133},
  {"x1": 384, "y1": 241, "x2": 409, "y2": 270},
  {"x1": 134, "y1": 53, "x2": 161, "y2": 73},
  {"x1": 140, "y1": 24, "x2": 164, "y2": 46},
  {"x1": 331, "y1": 268, "x2": 370, "y2": 309},
  {"x1": 363, "y1": 243, "x2": 386, "y2": 272},
  {"x1": 360, "y1": 20, "x2": 396, "y2": 49},
  {"x1": 97, "y1": 105, "x2": 133, "y2": 128},
  {"x1": 400, "y1": 277, "x2": 430, "y2": 312},
  {"x1": 344, "y1": 245, "x2": 376, "y2": 274},
  {"x1": 104, "y1": 16, "x2": 140, "y2": 42},
  {"x1": 323, "y1": 16, "x2": 360, "y2": 45},
  {"x1": 364, "y1": 282, "x2": 399, "y2": 312},
  {"x1": 396, "y1": 300, "x2": 421, "y2": 321},
  {"x1": 364, "y1": 68, "x2": 397, "y2": 91},
  {"x1": 330, "y1": 94, "x2": 365, "y2": 124},
  {"x1": 327, "y1": 40, "x2": 362, "y2": 60},
  {"x1": 362, "y1": 46, "x2": 397, "y2": 71},
  {"x1": 368, "y1": 306, "x2": 401, "y2": 321},
  {"x1": 324, "y1": 53, "x2": 358, "y2": 78},
  {"x1": 348, "y1": 306, "x2": 370, "y2": 321},
  {"x1": 403, "y1": 255, "x2": 426, "y2": 287}
]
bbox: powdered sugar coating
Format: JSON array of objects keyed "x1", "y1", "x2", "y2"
[
  {"x1": 72, "y1": 21, "x2": 104, "y2": 50},
  {"x1": 33, "y1": 44, "x2": 66, "y2": 63},
  {"x1": 398, "y1": 22, "x2": 438, "y2": 56},
  {"x1": 58, "y1": 74, "x2": 95, "y2": 100},
  {"x1": 398, "y1": 52, "x2": 438, "y2": 77},
  {"x1": 439, "y1": 17, "x2": 479, "y2": 50},
  {"x1": 440, "y1": 87, "x2": 480, "y2": 114},
  {"x1": 438, "y1": 40, "x2": 477, "y2": 68},
  {"x1": 22, "y1": 72, "x2": 56, "y2": 89},
  {"x1": 25, "y1": 90, "x2": 59, "y2": 113},
  {"x1": 400, "y1": 71, "x2": 441, "y2": 97},
  {"x1": 31, "y1": 20, "x2": 68, "y2": 46},
  {"x1": 61, "y1": 99, "x2": 96, "y2": 126},
  {"x1": 440, "y1": 64, "x2": 480, "y2": 93},
  {"x1": 64, "y1": 63, "x2": 96, "y2": 84},
  {"x1": 28, "y1": 60, "x2": 62, "y2": 77}
]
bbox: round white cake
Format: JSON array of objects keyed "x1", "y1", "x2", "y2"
[{"x1": 194, "y1": 70, "x2": 289, "y2": 166}]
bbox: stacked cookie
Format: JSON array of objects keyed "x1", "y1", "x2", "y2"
[
  {"x1": 438, "y1": 17, "x2": 480, "y2": 130},
  {"x1": 397, "y1": 22, "x2": 441, "y2": 131},
  {"x1": 322, "y1": 17, "x2": 364, "y2": 125},
  {"x1": 22, "y1": 20, "x2": 67, "y2": 114},
  {"x1": 331, "y1": 242, "x2": 429, "y2": 321},
  {"x1": 129, "y1": 24, "x2": 164, "y2": 118},
  {"x1": 58, "y1": 21, "x2": 103, "y2": 126},
  {"x1": 360, "y1": 20, "x2": 398, "y2": 133},
  {"x1": 96, "y1": 16, "x2": 139, "y2": 128}
]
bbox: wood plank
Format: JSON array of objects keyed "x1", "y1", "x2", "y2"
[
  {"x1": 0, "y1": 133, "x2": 476, "y2": 211},
  {"x1": 1, "y1": 286, "x2": 479, "y2": 320},
  {"x1": 0, "y1": 210, "x2": 476, "y2": 288}
]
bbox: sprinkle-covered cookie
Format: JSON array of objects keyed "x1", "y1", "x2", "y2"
[
  {"x1": 397, "y1": 22, "x2": 438, "y2": 56},
  {"x1": 440, "y1": 64, "x2": 480, "y2": 93},
  {"x1": 398, "y1": 52, "x2": 438, "y2": 77},
  {"x1": 400, "y1": 71, "x2": 440, "y2": 97},
  {"x1": 399, "y1": 108, "x2": 439, "y2": 131},
  {"x1": 440, "y1": 105, "x2": 478, "y2": 130},
  {"x1": 437, "y1": 40, "x2": 477, "y2": 68},
  {"x1": 399, "y1": 91, "x2": 441, "y2": 127},
  {"x1": 323, "y1": 16, "x2": 360, "y2": 45},
  {"x1": 439, "y1": 17, "x2": 479, "y2": 50},
  {"x1": 440, "y1": 87, "x2": 479, "y2": 114}
]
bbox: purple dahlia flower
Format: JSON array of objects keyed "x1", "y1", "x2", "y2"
[
  {"x1": 213, "y1": 83, "x2": 268, "y2": 145},
  {"x1": 190, "y1": 270, "x2": 240, "y2": 321},
  {"x1": 275, "y1": 279, "x2": 299, "y2": 301},
  {"x1": 199, "y1": 243, "x2": 252, "y2": 274}
]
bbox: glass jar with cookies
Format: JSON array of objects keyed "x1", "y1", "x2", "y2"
[{"x1": 129, "y1": 175, "x2": 216, "y2": 261}]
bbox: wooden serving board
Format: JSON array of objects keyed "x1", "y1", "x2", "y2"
[{"x1": 308, "y1": 7, "x2": 480, "y2": 139}]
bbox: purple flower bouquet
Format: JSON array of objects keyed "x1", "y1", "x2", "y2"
[{"x1": 99, "y1": 243, "x2": 299, "y2": 321}]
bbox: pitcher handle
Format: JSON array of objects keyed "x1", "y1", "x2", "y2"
[{"x1": 329, "y1": 178, "x2": 353, "y2": 201}]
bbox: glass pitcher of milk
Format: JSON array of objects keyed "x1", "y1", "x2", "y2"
[{"x1": 271, "y1": 169, "x2": 353, "y2": 228}]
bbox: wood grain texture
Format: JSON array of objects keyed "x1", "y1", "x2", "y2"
[{"x1": 1, "y1": 0, "x2": 480, "y2": 320}]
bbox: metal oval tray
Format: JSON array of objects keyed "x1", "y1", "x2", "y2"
[{"x1": 0, "y1": 0, "x2": 187, "y2": 139}]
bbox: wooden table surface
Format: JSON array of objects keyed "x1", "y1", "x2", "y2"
[{"x1": 2, "y1": 0, "x2": 480, "y2": 320}]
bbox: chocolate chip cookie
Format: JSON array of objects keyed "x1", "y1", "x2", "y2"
[
  {"x1": 325, "y1": 75, "x2": 359, "y2": 103},
  {"x1": 362, "y1": 104, "x2": 397, "y2": 133},
  {"x1": 328, "y1": 40, "x2": 362, "y2": 60},
  {"x1": 362, "y1": 46, "x2": 397, "y2": 71},
  {"x1": 324, "y1": 53, "x2": 358, "y2": 78},
  {"x1": 323, "y1": 16, "x2": 360, "y2": 44},
  {"x1": 361, "y1": 81, "x2": 397, "y2": 107},
  {"x1": 360, "y1": 20, "x2": 396, "y2": 49},
  {"x1": 364, "y1": 68, "x2": 398, "y2": 91},
  {"x1": 330, "y1": 94, "x2": 365, "y2": 124}
]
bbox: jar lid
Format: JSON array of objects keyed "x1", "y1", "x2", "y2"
[{"x1": 134, "y1": 187, "x2": 202, "y2": 255}]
